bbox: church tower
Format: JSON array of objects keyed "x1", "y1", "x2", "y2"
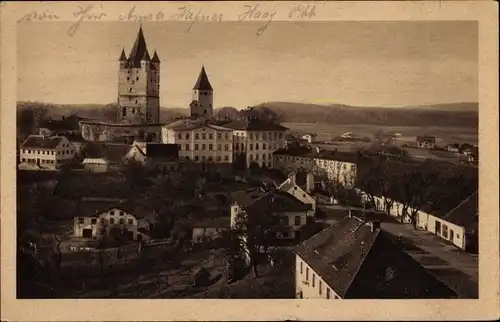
[
  {"x1": 190, "y1": 66, "x2": 213, "y2": 119},
  {"x1": 117, "y1": 26, "x2": 160, "y2": 125}
]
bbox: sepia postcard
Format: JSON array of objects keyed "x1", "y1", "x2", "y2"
[{"x1": 1, "y1": 1, "x2": 499, "y2": 321}]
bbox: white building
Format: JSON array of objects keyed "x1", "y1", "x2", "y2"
[
  {"x1": 273, "y1": 147, "x2": 358, "y2": 188},
  {"x1": 277, "y1": 173, "x2": 316, "y2": 213},
  {"x1": 293, "y1": 215, "x2": 457, "y2": 299},
  {"x1": 223, "y1": 119, "x2": 288, "y2": 169},
  {"x1": 73, "y1": 198, "x2": 155, "y2": 242},
  {"x1": 19, "y1": 135, "x2": 76, "y2": 170},
  {"x1": 162, "y1": 120, "x2": 234, "y2": 167}
]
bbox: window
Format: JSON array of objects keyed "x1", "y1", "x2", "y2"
[
  {"x1": 224, "y1": 155, "x2": 229, "y2": 161},
  {"x1": 208, "y1": 156, "x2": 213, "y2": 162},
  {"x1": 256, "y1": 154, "x2": 259, "y2": 160},
  {"x1": 100, "y1": 218, "x2": 105, "y2": 224},
  {"x1": 306, "y1": 267, "x2": 309, "y2": 281},
  {"x1": 263, "y1": 154, "x2": 266, "y2": 160},
  {"x1": 195, "y1": 133, "x2": 199, "y2": 140},
  {"x1": 319, "y1": 281, "x2": 323, "y2": 295},
  {"x1": 442, "y1": 224, "x2": 448, "y2": 238},
  {"x1": 326, "y1": 288, "x2": 330, "y2": 299},
  {"x1": 202, "y1": 144, "x2": 206, "y2": 150},
  {"x1": 250, "y1": 155, "x2": 253, "y2": 161},
  {"x1": 110, "y1": 218, "x2": 115, "y2": 224},
  {"x1": 128, "y1": 219, "x2": 133, "y2": 225},
  {"x1": 249, "y1": 144, "x2": 253, "y2": 150},
  {"x1": 216, "y1": 156, "x2": 222, "y2": 162},
  {"x1": 218, "y1": 144, "x2": 221, "y2": 150},
  {"x1": 185, "y1": 133, "x2": 190, "y2": 139},
  {"x1": 295, "y1": 216, "x2": 301, "y2": 226},
  {"x1": 185, "y1": 144, "x2": 189, "y2": 151},
  {"x1": 91, "y1": 218, "x2": 97, "y2": 224},
  {"x1": 224, "y1": 144, "x2": 229, "y2": 151},
  {"x1": 312, "y1": 274, "x2": 316, "y2": 287},
  {"x1": 177, "y1": 134, "x2": 182, "y2": 139},
  {"x1": 256, "y1": 143, "x2": 259, "y2": 150},
  {"x1": 195, "y1": 144, "x2": 199, "y2": 150},
  {"x1": 120, "y1": 211, "x2": 124, "y2": 216},
  {"x1": 224, "y1": 133, "x2": 229, "y2": 140},
  {"x1": 209, "y1": 134, "x2": 213, "y2": 140},
  {"x1": 202, "y1": 133, "x2": 206, "y2": 140},
  {"x1": 136, "y1": 76, "x2": 139, "y2": 81},
  {"x1": 195, "y1": 156, "x2": 199, "y2": 161},
  {"x1": 119, "y1": 219, "x2": 125, "y2": 225},
  {"x1": 110, "y1": 211, "x2": 115, "y2": 216},
  {"x1": 78, "y1": 217, "x2": 84, "y2": 224},
  {"x1": 217, "y1": 133, "x2": 222, "y2": 139},
  {"x1": 209, "y1": 144, "x2": 213, "y2": 151},
  {"x1": 263, "y1": 143, "x2": 267, "y2": 149}
]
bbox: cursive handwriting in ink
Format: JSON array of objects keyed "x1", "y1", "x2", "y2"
[
  {"x1": 170, "y1": 6, "x2": 223, "y2": 33},
  {"x1": 119, "y1": 5, "x2": 155, "y2": 22},
  {"x1": 68, "y1": 4, "x2": 107, "y2": 37},
  {"x1": 238, "y1": 4, "x2": 276, "y2": 36},
  {"x1": 18, "y1": 10, "x2": 60, "y2": 23},
  {"x1": 288, "y1": 4, "x2": 316, "y2": 19}
]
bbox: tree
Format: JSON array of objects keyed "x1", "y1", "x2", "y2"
[{"x1": 224, "y1": 201, "x2": 287, "y2": 278}]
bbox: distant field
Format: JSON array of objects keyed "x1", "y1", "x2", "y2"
[{"x1": 283, "y1": 123, "x2": 478, "y2": 146}]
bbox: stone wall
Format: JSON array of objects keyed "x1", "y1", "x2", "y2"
[{"x1": 79, "y1": 121, "x2": 162, "y2": 143}]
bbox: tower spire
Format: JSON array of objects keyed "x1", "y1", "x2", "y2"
[
  {"x1": 128, "y1": 25, "x2": 150, "y2": 67},
  {"x1": 119, "y1": 48, "x2": 127, "y2": 61},
  {"x1": 152, "y1": 50, "x2": 160, "y2": 63},
  {"x1": 193, "y1": 65, "x2": 213, "y2": 91}
]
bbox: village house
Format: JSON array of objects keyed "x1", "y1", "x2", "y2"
[
  {"x1": 293, "y1": 215, "x2": 457, "y2": 299},
  {"x1": 230, "y1": 188, "x2": 313, "y2": 240},
  {"x1": 416, "y1": 135, "x2": 436, "y2": 149},
  {"x1": 273, "y1": 147, "x2": 358, "y2": 188},
  {"x1": 72, "y1": 198, "x2": 155, "y2": 242},
  {"x1": 277, "y1": 172, "x2": 316, "y2": 213},
  {"x1": 124, "y1": 142, "x2": 180, "y2": 172},
  {"x1": 300, "y1": 133, "x2": 316, "y2": 144},
  {"x1": 19, "y1": 135, "x2": 76, "y2": 170},
  {"x1": 81, "y1": 142, "x2": 132, "y2": 172}
]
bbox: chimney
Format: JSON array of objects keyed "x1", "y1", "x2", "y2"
[{"x1": 305, "y1": 173, "x2": 314, "y2": 193}]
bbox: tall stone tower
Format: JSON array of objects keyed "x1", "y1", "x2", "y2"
[
  {"x1": 117, "y1": 26, "x2": 160, "y2": 124},
  {"x1": 190, "y1": 66, "x2": 213, "y2": 119}
]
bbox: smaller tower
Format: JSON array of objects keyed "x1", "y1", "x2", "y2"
[
  {"x1": 191, "y1": 66, "x2": 213, "y2": 119},
  {"x1": 119, "y1": 48, "x2": 127, "y2": 68}
]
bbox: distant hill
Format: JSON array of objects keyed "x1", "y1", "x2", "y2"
[
  {"x1": 252, "y1": 102, "x2": 478, "y2": 128},
  {"x1": 16, "y1": 101, "x2": 188, "y2": 123}
]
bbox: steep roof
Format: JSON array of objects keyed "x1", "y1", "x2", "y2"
[
  {"x1": 119, "y1": 48, "x2": 127, "y2": 61},
  {"x1": 146, "y1": 143, "x2": 179, "y2": 159},
  {"x1": 434, "y1": 191, "x2": 478, "y2": 229},
  {"x1": 222, "y1": 119, "x2": 289, "y2": 131},
  {"x1": 20, "y1": 135, "x2": 64, "y2": 149},
  {"x1": 294, "y1": 216, "x2": 457, "y2": 298},
  {"x1": 151, "y1": 50, "x2": 160, "y2": 63},
  {"x1": 193, "y1": 66, "x2": 213, "y2": 90},
  {"x1": 127, "y1": 26, "x2": 150, "y2": 67},
  {"x1": 83, "y1": 142, "x2": 131, "y2": 164},
  {"x1": 231, "y1": 188, "x2": 312, "y2": 213}
]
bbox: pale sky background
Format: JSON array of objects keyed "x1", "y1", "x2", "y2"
[{"x1": 17, "y1": 21, "x2": 478, "y2": 109}]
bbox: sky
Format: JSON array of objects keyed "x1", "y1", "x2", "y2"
[{"x1": 17, "y1": 21, "x2": 478, "y2": 109}]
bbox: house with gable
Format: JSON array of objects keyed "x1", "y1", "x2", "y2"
[
  {"x1": 277, "y1": 172, "x2": 317, "y2": 213},
  {"x1": 293, "y1": 215, "x2": 457, "y2": 299},
  {"x1": 19, "y1": 135, "x2": 76, "y2": 170}
]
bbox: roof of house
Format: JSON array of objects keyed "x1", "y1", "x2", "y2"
[
  {"x1": 274, "y1": 147, "x2": 359, "y2": 164},
  {"x1": 416, "y1": 136, "x2": 436, "y2": 143},
  {"x1": 20, "y1": 135, "x2": 65, "y2": 149},
  {"x1": 146, "y1": 143, "x2": 179, "y2": 159},
  {"x1": 193, "y1": 66, "x2": 213, "y2": 90},
  {"x1": 222, "y1": 119, "x2": 289, "y2": 131},
  {"x1": 278, "y1": 178, "x2": 295, "y2": 192},
  {"x1": 82, "y1": 158, "x2": 109, "y2": 165},
  {"x1": 83, "y1": 142, "x2": 131, "y2": 164},
  {"x1": 231, "y1": 188, "x2": 312, "y2": 213},
  {"x1": 127, "y1": 26, "x2": 151, "y2": 68},
  {"x1": 76, "y1": 198, "x2": 155, "y2": 220},
  {"x1": 294, "y1": 216, "x2": 457, "y2": 298},
  {"x1": 163, "y1": 119, "x2": 234, "y2": 132},
  {"x1": 433, "y1": 191, "x2": 478, "y2": 229}
]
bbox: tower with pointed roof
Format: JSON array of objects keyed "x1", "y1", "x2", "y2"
[
  {"x1": 190, "y1": 66, "x2": 214, "y2": 119},
  {"x1": 117, "y1": 26, "x2": 160, "y2": 125}
]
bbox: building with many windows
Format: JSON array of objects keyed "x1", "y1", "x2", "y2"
[
  {"x1": 293, "y1": 214, "x2": 457, "y2": 299},
  {"x1": 273, "y1": 146, "x2": 358, "y2": 188},
  {"x1": 19, "y1": 135, "x2": 76, "y2": 170}
]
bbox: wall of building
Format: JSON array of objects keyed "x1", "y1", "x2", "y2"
[
  {"x1": 282, "y1": 180, "x2": 317, "y2": 212},
  {"x1": 192, "y1": 90, "x2": 213, "y2": 118},
  {"x1": 73, "y1": 207, "x2": 145, "y2": 241},
  {"x1": 80, "y1": 123, "x2": 161, "y2": 143},
  {"x1": 20, "y1": 137, "x2": 76, "y2": 169},
  {"x1": 426, "y1": 215, "x2": 466, "y2": 249},
  {"x1": 295, "y1": 254, "x2": 341, "y2": 299}
]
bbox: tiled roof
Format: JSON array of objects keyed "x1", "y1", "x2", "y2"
[
  {"x1": 20, "y1": 135, "x2": 64, "y2": 149},
  {"x1": 193, "y1": 66, "x2": 213, "y2": 90},
  {"x1": 127, "y1": 26, "x2": 150, "y2": 68},
  {"x1": 274, "y1": 147, "x2": 359, "y2": 164},
  {"x1": 76, "y1": 198, "x2": 155, "y2": 220},
  {"x1": 146, "y1": 143, "x2": 179, "y2": 159},
  {"x1": 294, "y1": 216, "x2": 457, "y2": 298},
  {"x1": 278, "y1": 178, "x2": 295, "y2": 192},
  {"x1": 231, "y1": 188, "x2": 312, "y2": 213},
  {"x1": 83, "y1": 142, "x2": 131, "y2": 164},
  {"x1": 222, "y1": 119, "x2": 289, "y2": 131}
]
